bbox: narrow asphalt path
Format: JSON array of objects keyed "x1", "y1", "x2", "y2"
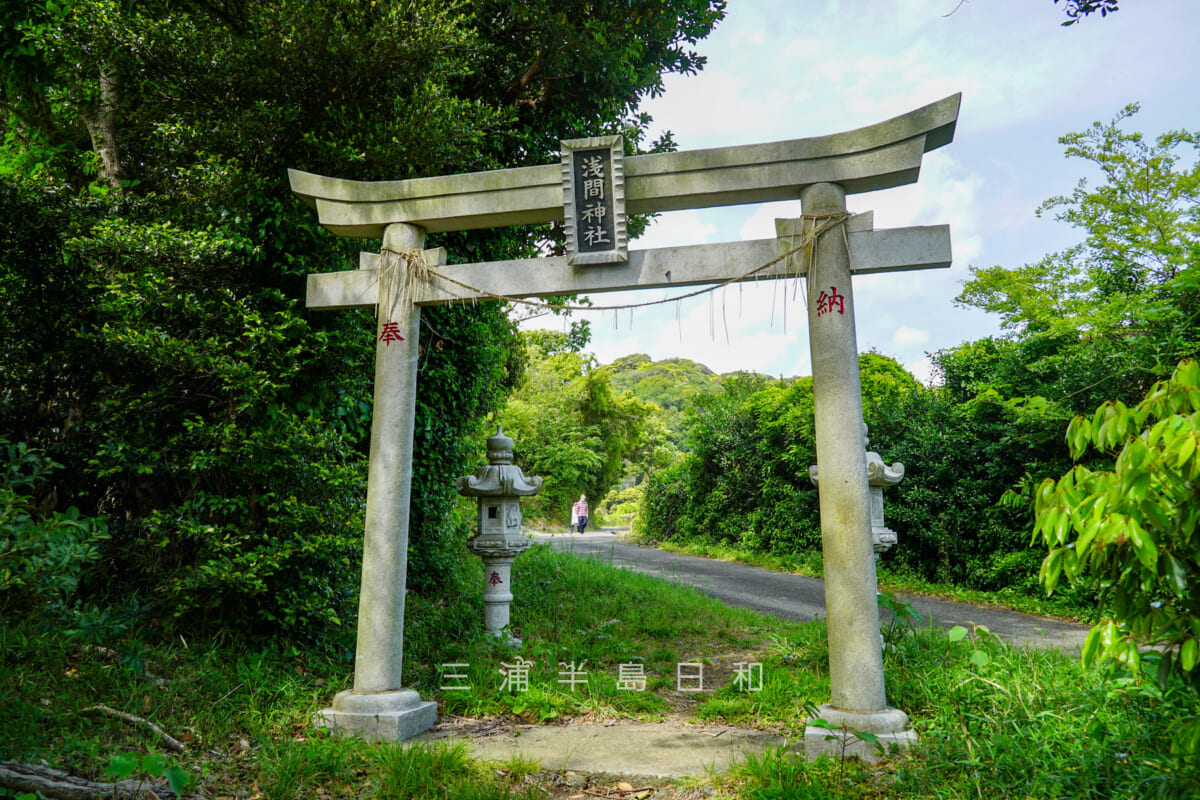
[{"x1": 534, "y1": 530, "x2": 1089, "y2": 651}]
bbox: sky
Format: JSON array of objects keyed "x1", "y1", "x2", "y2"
[{"x1": 523, "y1": 0, "x2": 1200, "y2": 383}]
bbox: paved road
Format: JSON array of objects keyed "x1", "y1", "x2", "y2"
[{"x1": 534, "y1": 530, "x2": 1089, "y2": 651}]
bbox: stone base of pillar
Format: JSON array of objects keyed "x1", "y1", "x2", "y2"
[
  {"x1": 803, "y1": 704, "x2": 917, "y2": 763},
  {"x1": 315, "y1": 689, "x2": 437, "y2": 741}
]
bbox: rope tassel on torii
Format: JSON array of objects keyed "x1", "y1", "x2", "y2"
[{"x1": 289, "y1": 94, "x2": 961, "y2": 757}]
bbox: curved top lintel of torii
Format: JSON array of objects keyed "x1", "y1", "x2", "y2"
[{"x1": 287, "y1": 94, "x2": 961, "y2": 239}]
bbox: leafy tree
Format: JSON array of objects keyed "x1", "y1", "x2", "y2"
[
  {"x1": 875, "y1": 383, "x2": 1068, "y2": 590},
  {"x1": 857, "y1": 107, "x2": 1199, "y2": 597},
  {"x1": 1055, "y1": 0, "x2": 1121, "y2": 26},
  {"x1": 0, "y1": 438, "x2": 109, "y2": 625},
  {"x1": 956, "y1": 105, "x2": 1199, "y2": 414},
  {"x1": 640, "y1": 354, "x2": 926, "y2": 559},
  {"x1": 644, "y1": 108, "x2": 1193, "y2": 606},
  {"x1": 0, "y1": 0, "x2": 727, "y2": 637},
  {"x1": 498, "y1": 331, "x2": 659, "y2": 523},
  {"x1": 607, "y1": 354, "x2": 724, "y2": 447},
  {"x1": 1035, "y1": 358, "x2": 1200, "y2": 753}
]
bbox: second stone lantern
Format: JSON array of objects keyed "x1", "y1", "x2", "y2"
[
  {"x1": 455, "y1": 426, "x2": 543, "y2": 645},
  {"x1": 809, "y1": 424, "x2": 905, "y2": 560}
]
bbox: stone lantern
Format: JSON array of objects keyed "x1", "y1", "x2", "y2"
[
  {"x1": 809, "y1": 425, "x2": 905, "y2": 560},
  {"x1": 455, "y1": 426, "x2": 543, "y2": 645},
  {"x1": 865, "y1": 445, "x2": 904, "y2": 559}
]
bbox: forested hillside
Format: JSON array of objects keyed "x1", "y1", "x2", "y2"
[{"x1": 606, "y1": 354, "x2": 725, "y2": 445}]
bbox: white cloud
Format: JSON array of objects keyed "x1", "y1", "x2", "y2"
[
  {"x1": 524, "y1": 0, "x2": 1200, "y2": 380},
  {"x1": 848, "y1": 152, "x2": 984, "y2": 265},
  {"x1": 645, "y1": 282, "x2": 806, "y2": 373},
  {"x1": 641, "y1": 70, "x2": 791, "y2": 146},
  {"x1": 632, "y1": 209, "x2": 719, "y2": 250},
  {"x1": 730, "y1": 29, "x2": 765, "y2": 48},
  {"x1": 892, "y1": 327, "x2": 929, "y2": 346},
  {"x1": 739, "y1": 200, "x2": 802, "y2": 241},
  {"x1": 564, "y1": 281, "x2": 811, "y2": 376},
  {"x1": 783, "y1": 38, "x2": 822, "y2": 59},
  {"x1": 906, "y1": 356, "x2": 936, "y2": 386}
]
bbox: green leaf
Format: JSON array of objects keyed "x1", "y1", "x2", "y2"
[
  {"x1": 1157, "y1": 649, "x2": 1174, "y2": 688},
  {"x1": 1181, "y1": 638, "x2": 1198, "y2": 673},
  {"x1": 140, "y1": 753, "x2": 166, "y2": 778},
  {"x1": 106, "y1": 754, "x2": 139, "y2": 780},
  {"x1": 1081, "y1": 626, "x2": 1103, "y2": 667},
  {"x1": 947, "y1": 625, "x2": 968, "y2": 642},
  {"x1": 165, "y1": 764, "x2": 191, "y2": 796},
  {"x1": 1075, "y1": 515, "x2": 1102, "y2": 557},
  {"x1": 1165, "y1": 554, "x2": 1189, "y2": 598},
  {"x1": 1172, "y1": 718, "x2": 1200, "y2": 757},
  {"x1": 1177, "y1": 432, "x2": 1197, "y2": 468},
  {"x1": 1052, "y1": 508, "x2": 1071, "y2": 546},
  {"x1": 1067, "y1": 417, "x2": 1090, "y2": 458},
  {"x1": 969, "y1": 649, "x2": 991, "y2": 668},
  {"x1": 1177, "y1": 359, "x2": 1200, "y2": 388},
  {"x1": 1040, "y1": 548, "x2": 1064, "y2": 593},
  {"x1": 1127, "y1": 519, "x2": 1158, "y2": 571}
]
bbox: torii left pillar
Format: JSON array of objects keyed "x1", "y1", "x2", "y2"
[{"x1": 315, "y1": 222, "x2": 437, "y2": 740}]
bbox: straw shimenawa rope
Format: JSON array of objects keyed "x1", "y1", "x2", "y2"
[
  {"x1": 375, "y1": 246, "x2": 434, "y2": 319},
  {"x1": 377, "y1": 212, "x2": 853, "y2": 315}
]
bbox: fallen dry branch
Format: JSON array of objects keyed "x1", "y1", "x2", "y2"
[
  {"x1": 0, "y1": 760, "x2": 156, "y2": 800},
  {"x1": 84, "y1": 705, "x2": 186, "y2": 752},
  {"x1": 580, "y1": 787, "x2": 655, "y2": 799}
]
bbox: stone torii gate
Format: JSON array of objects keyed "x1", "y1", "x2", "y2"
[{"x1": 289, "y1": 94, "x2": 960, "y2": 754}]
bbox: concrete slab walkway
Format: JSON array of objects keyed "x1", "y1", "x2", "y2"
[{"x1": 420, "y1": 718, "x2": 788, "y2": 780}]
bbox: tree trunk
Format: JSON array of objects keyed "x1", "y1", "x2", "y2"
[
  {"x1": 82, "y1": 63, "x2": 124, "y2": 192},
  {"x1": 0, "y1": 761, "x2": 152, "y2": 800}
]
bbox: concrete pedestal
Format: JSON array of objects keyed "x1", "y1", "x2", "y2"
[
  {"x1": 476, "y1": 552, "x2": 522, "y2": 645},
  {"x1": 316, "y1": 689, "x2": 438, "y2": 742},
  {"x1": 803, "y1": 704, "x2": 917, "y2": 763}
]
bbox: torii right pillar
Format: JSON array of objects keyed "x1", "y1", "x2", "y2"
[{"x1": 801, "y1": 181, "x2": 917, "y2": 761}]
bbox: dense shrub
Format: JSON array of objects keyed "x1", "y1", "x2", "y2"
[
  {"x1": 638, "y1": 352, "x2": 1076, "y2": 596},
  {"x1": 0, "y1": 439, "x2": 108, "y2": 624}
]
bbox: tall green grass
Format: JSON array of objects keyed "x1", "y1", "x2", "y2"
[
  {"x1": 2, "y1": 543, "x2": 1196, "y2": 799},
  {"x1": 713, "y1": 620, "x2": 1200, "y2": 800}
]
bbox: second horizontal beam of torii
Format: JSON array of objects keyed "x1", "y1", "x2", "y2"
[{"x1": 306, "y1": 212, "x2": 952, "y2": 311}]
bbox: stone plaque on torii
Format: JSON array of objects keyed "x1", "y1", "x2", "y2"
[{"x1": 288, "y1": 94, "x2": 960, "y2": 754}]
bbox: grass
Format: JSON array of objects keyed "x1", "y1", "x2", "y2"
[
  {"x1": 3, "y1": 543, "x2": 1197, "y2": 799},
  {"x1": 408, "y1": 544, "x2": 820, "y2": 728}
]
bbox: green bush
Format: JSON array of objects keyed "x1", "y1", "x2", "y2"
[
  {"x1": 874, "y1": 385, "x2": 1069, "y2": 591},
  {"x1": 1036, "y1": 358, "x2": 1200, "y2": 753},
  {"x1": 639, "y1": 461, "x2": 691, "y2": 542},
  {"x1": 0, "y1": 439, "x2": 108, "y2": 622}
]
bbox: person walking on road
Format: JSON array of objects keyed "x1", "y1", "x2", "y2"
[{"x1": 571, "y1": 494, "x2": 589, "y2": 534}]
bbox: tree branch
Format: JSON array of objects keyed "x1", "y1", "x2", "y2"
[
  {"x1": 0, "y1": 760, "x2": 154, "y2": 800},
  {"x1": 84, "y1": 705, "x2": 187, "y2": 753}
]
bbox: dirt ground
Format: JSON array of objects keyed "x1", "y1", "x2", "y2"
[{"x1": 418, "y1": 712, "x2": 791, "y2": 799}]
